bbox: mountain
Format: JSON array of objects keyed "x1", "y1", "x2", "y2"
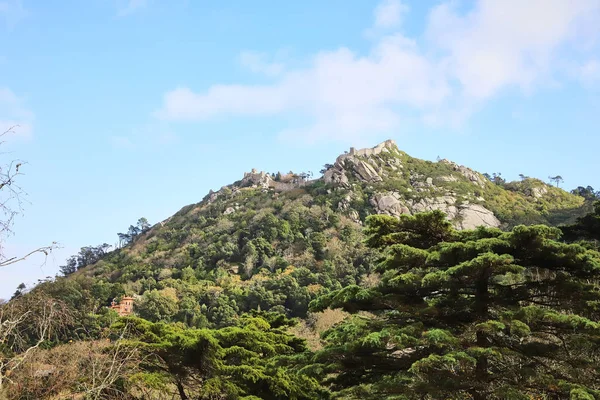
[
  {"x1": 65, "y1": 140, "x2": 587, "y2": 321},
  {"x1": 5, "y1": 139, "x2": 597, "y2": 399}
]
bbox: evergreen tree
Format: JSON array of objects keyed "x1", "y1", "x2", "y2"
[
  {"x1": 561, "y1": 201, "x2": 600, "y2": 247},
  {"x1": 115, "y1": 312, "x2": 326, "y2": 399},
  {"x1": 309, "y1": 211, "x2": 600, "y2": 399}
]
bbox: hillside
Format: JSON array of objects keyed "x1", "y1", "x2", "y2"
[
  {"x1": 6, "y1": 139, "x2": 600, "y2": 399},
  {"x1": 62, "y1": 140, "x2": 588, "y2": 324}
]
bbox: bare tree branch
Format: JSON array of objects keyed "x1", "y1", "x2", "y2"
[
  {"x1": 0, "y1": 242, "x2": 61, "y2": 268},
  {"x1": 0, "y1": 126, "x2": 59, "y2": 269}
]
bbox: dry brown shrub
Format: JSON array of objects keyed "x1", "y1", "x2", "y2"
[
  {"x1": 6, "y1": 338, "x2": 141, "y2": 400},
  {"x1": 359, "y1": 273, "x2": 381, "y2": 288},
  {"x1": 290, "y1": 308, "x2": 349, "y2": 351}
]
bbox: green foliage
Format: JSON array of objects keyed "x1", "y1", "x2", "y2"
[
  {"x1": 308, "y1": 213, "x2": 600, "y2": 399},
  {"x1": 562, "y1": 201, "x2": 600, "y2": 247},
  {"x1": 114, "y1": 314, "x2": 327, "y2": 399},
  {"x1": 16, "y1": 141, "x2": 600, "y2": 399}
]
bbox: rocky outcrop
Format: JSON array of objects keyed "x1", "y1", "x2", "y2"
[
  {"x1": 323, "y1": 168, "x2": 350, "y2": 187},
  {"x1": 528, "y1": 186, "x2": 548, "y2": 199},
  {"x1": 408, "y1": 195, "x2": 459, "y2": 219},
  {"x1": 456, "y1": 204, "x2": 501, "y2": 230},
  {"x1": 348, "y1": 139, "x2": 397, "y2": 158},
  {"x1": 403, "y1": 196, "x2": 500, "y2": 230},
  {"x1": 439, "y1": 159, "x2": 486, "y2": 187},
  {"x1": 239, "y1": 169, "x2": 310, "y2": 192},
  {"x1": 322, "y1": 141, "x2": 398, "y2": 186},
  {"x1": 438, "y1": 175, "x2": 458, "y2": 182},
  {"x1": 240, "y1": 169, "x2": 275, "y2": 189},
  {"x1": 354, "y1": 160, "x2": 383, "y2": 182},
  {"x1": 370, "y1": 192, "x2": 410, "y2": 217},
  {"x1": 223, "y1": 207, "x2": 236, "y2": 215}
]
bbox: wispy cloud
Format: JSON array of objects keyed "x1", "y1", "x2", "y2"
[
  {"x1": 374, "y1": 0, "x2": 408, "y2": 29},
  {"x1": 0, "y1": 87, "x2": 34, "y2": 140},
  {"x1": 239, "y1": 51, "x2": 285, "y2": 77},
  {"x1": 155, "y1": 0, "x2": 600, "y2": 144},
  {"x1": 116, "y1": 0, "x2": 147, "y2": 17}
]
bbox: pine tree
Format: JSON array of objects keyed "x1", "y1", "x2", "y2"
[
  {"x1": 561, "y1": 201, "x2": 600, "y2": 247},
  {"x1": 115, "y1": 312, "x2": 326, "y2": 399},
  {"x1": 309, "y1": 211, "x2": 600, "y2": 399}
]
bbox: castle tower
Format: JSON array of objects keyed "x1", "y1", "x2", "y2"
[{"x1": 120, "y1": 296, "x2": 134, "y2": 315}]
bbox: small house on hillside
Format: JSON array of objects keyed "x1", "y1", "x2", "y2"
[{"x1": 110, "y1": 296, "x2": 134, "y2": 316}]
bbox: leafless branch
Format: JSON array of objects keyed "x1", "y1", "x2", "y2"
[
  {"x1": 0, "y1": 292, "x2": 73, "y2": 391},
  {"x1": 0, "y1": 242, "x2": 61, "y2": 268}
]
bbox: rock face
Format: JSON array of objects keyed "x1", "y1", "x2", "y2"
[
  {"x1": 528, "y1": 186, "x2": 548, "y2": 199},
  {"x1": 369, "y1": 192, "x2": 500, "y2": 230},
  {"x1": 214, "y1": 139, "x2": 574, "y2": 231},
  {"x1": 354, "y1": 160, "x2": 383, "y2": 183},
  {"x1": 456, "y1": 204, "x2": 501, "y2": 230},
  {"x1": 240, "y1": 169, "x2": 274, "y2": 189},
  {"x1": 323, "y1": 168, "x2": 349, "y2": 187},
  {"x1": 239, "y1": 169, "x2": 310, "y2": 192},
  {"x1": 223, "y1": 207, "x2": 236, "y2": 215},
  {"x1": 322, "y1": 140, "x2": 397, "y2": 186},
  {"x1": 319, "y1": 140, "x2": 503, "y2": 230},
  {"x1": 439, "y1": 159, "x2": 486, "y2": 187},
  {"x1": 370, "y1": 192, "x2": 410, "y2": 217},
  {"x1": 409, "y1": 196, "x2": 459, "y2": 220}
]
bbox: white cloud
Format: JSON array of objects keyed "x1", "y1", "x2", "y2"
[
  {"x1": 239, "y1": 51, "x2": 285, "y2": 77},
  {"x1": 0, "y1": 0, "x2": 27, "y2": 29},
  {"x1": 427, "y1": 0, "x2": 600, "y2": 100},
  {"x1": 155, "y1": 0, "x2": 600, "y2": 144},
  {"x1": 374, "y1": 0, "x2": 408, "y2": 29},
  {"x1": 0, "y1": 87, "x2": 34, "y2": 140},
  {"x1": 116, "y1": 0, "x2": 147, "y2": 17}
]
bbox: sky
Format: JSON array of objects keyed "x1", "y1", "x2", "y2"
[{"x1": 0, "y1": 0, "x2": 599, "y2": 299}]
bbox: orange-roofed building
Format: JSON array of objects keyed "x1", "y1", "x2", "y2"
[{"x1": 110, "y1": 296, "x2": 134, "y2": 316}]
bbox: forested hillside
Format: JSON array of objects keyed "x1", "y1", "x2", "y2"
[{"x1": 3, "y1": 140, "x2": 600, "y2": 399}]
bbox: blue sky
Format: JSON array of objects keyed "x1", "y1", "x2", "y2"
[{"x1": 0, "y1": 0, "x2": 599, "y2": 298}]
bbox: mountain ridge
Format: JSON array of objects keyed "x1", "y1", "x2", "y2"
[{"x1": 174, "y1": 139, "x2": 585, "y2": 232}]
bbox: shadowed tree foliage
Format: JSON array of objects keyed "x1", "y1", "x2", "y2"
[
  {"x1": 308, "y1": 211, "x2": 600, "y2": 399},
  {"x1": 561, "y1": 201, "x2": 600, "y2": 248},
  {"x1": 114, "y1": 312, "x2": 327, "y2": 400}
]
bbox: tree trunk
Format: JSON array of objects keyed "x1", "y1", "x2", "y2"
[
  {"x1": 176, "y1": 380, "x2": 188, "y2": 400},
  {"x1": 474, "y1": 273, "x2": 490, "y2": 397}
]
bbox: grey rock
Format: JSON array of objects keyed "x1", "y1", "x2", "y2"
[
  {"x1": 439, "y1": 175, "x2": 458, "y2": 182},
  {"x1": 371, "y1": 192, "x2": 410, "y2": 217},
  {"x1": 348, "y1": 210, "x2": 361, "y2": 224},
  {"x1": 439, "y1": 160, "x2": 486, "y2": 187},
  {"x1": 353, "y1": 160, "x2": 383, "y2": 182},
  {"x1": 323, "y1": 168, "x2": 350, "y2": 187},
  {"x1": 223, "y1": 207, "x2": 236, "y2": 215},
  {"x1": 529, "y1": 186, "x2": 548, "y2": 198},
  {"x1": 456, "y1": 204, "x2": 501, "y2": 230},
  {"x1": 409, "y1": 196, "x2": 459, "y2": 219}
]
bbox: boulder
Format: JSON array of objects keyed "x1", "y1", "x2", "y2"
[
  {"x1": 409, "y1": 196, "x2": 459, "y2": 219},
  {"x1": 348, "y1": 210, "x2": 361, "y2": 224},
  {"x1": 456, "y1": 204, "x2": 501, "y2": 230},
  {"x1": 529, "y1": 186, "x2": 548, "y2": 199},
  {"x1": 223, "y1": 207, "x2": 236, "y2": 215},
  {"x1": 323, "y1": 168, "x2": 350, "y2": 187},
  {"x1": 370, "y1": 192, "x2": 410, "y2": 217},
  {"x1": 353, "y1": 160, "x2": 382, "y2": 182},
  {"x1": 440, "y1": 160, "x2": 485, "y2": 187}
]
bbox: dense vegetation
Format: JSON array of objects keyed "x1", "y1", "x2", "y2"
[{"x1": 3, "y1": 141, "x2": 600, "y2": 399}]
